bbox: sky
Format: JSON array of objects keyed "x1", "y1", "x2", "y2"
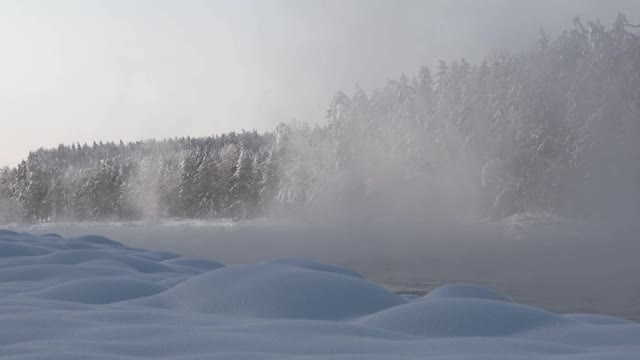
[{"x1": 1, "y1": 0, "x2": 639, "y2": 167}]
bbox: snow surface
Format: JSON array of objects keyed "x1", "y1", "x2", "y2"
[{"x1": 1, "y1": 229, "x2": 639, "y2": 359}]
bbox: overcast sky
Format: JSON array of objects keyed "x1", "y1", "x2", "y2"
[{"x1": 1, "y1": 0, "x2": 639, "y2": 166}]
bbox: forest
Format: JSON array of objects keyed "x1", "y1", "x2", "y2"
[{"x1": 1, "y1": 14, "x2": 639, "y2": 223}]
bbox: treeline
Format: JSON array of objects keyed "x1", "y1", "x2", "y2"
[
  {"x1": 1, "y1": 14, "x2": 639, "y2": 223},
  {"x1": 0, "y1": 132, "x2": 281, "y2": 222},
  {"x1": 280, "y1": 14, "x2": 640, "y2": 220}
]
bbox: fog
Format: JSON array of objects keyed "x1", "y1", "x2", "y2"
[
  {"x1": 3, "y1": 0, "x2": 640, "y2": 323},
  {"x1": 2, "y1": 0, "x2": 640, "y2": 167}
]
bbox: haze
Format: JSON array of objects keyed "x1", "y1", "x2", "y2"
[{"x1": 1, "y1": 0, "x2": 639, "y2": 167}]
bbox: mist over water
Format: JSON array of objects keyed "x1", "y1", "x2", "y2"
[
  {"x1": 1, "y1": 7, "x2": 640, "y2": 224},
  {"x1": 1, "y1": 5, "x2": 640, "y2": 322},
  {"x1": 14, "y1": 213, "x2": 640, "y2": 321}
]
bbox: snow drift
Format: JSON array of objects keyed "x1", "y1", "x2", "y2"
[
  {"x1": 1, "y1": 229, "x2": 639, "y2": 360},
  {"x1": 131, "y1": 262, "x2": 404, "y2": 320}
]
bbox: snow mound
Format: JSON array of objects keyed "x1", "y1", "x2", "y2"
[
  {"x1": 40, "y1": 233, "x2": 62, "y2": 238},
  {"x1": 72, "y1": 234, "x2": 124, "y2": 247},
  {"x1": 134, "y1": 262, "x2": 405, "y2": 319},
  {"x1": 132, "y1": 250, "x2": 180, "y2": 261},
  {"x1": 0, "y1": 229, "x2": 20, "y2": 236},
  {"x1": 267, "y1": 257, "x2": 364, "y2": 278},
  {"x1": 357, "y1": 298, "x2": 569, "y2": 337},
  {"x1": 0, "y1": 242, "x2": 51, "y2": 257},
  {"x1": 32, "y1": 277, "x2": 167, "y2": 304},
  {"x1": 163, "y1": 257, "x2": 225, "y2": 271},
  {"x1": 424, "y1": 283, "x2": 511, "y2": 302},
  {"x1": 32, "y1": 249, "x2": 180, "y2": 274},
  {"x1": 0, "y1": 229, "x2": 639, "y2": 360}
]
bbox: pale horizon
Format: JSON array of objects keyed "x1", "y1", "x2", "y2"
[{"x1": 1, "y1": 0, "x2": 639, "y2": 166}]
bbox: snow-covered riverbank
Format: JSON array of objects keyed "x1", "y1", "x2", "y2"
[
  {"x1": 10, "y1": 215, "x2": 640, "y2": 321},
  {"x1": 1, "y1": 228, "x2": 639, "y2": 359}
]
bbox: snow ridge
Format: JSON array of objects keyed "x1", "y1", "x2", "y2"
[{"x1": 1, "y1": 230, "x2": 639, "y2": 360}]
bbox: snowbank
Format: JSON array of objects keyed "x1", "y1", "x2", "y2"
[
  {"x1": 132, "y1": 262, "x2": 404, "y2": 319},
  {"x1": 0, "y1": 229, "x2": 639, "y2": 360},
  {"x1": 422, "y1": 283, "x2": 512, "y2": 301},
  {"x1": 356, "y1": 298, "x2": 568, "y2": 337}
]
